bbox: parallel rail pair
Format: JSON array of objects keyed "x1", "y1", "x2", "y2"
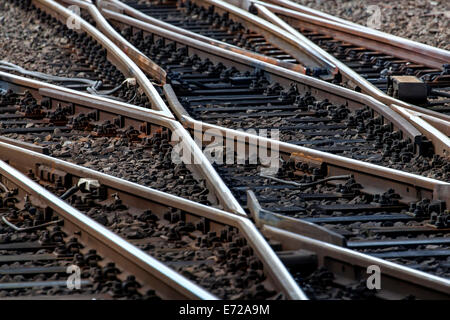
[
  {"x1": 1, "y1": 72, "x2": 449, "y2": 299},
  {"x1": 0, "y1": 0, "x2": 449, "y2": 299},
  {"x1": 97, "y1": 0, "x2": 450, "y2": 157}
]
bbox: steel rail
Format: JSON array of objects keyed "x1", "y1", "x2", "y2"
[
  {"x1": 262, "y1": 0, "x2": 450, "y2": 65},
  {"x1": 98, "y1": 0, "x2": 307, "y2": 74},
  {"x1": 262, "y1": 225, "x2": 450, "y2": 299},
  {"x1": 32, "y1": 0, "x2": 173, "y2": 116},
  {"x1": 237, "y1": 0, "x2": 450, "y2": 157},
  {"x1": 0, "y1": 70, "x2": 245, "y2": 215},
  {"x1": 0, "y1": 142, "x2": 307, "y2": 300},
  {"x1": 248, "y1": 1, "x2": 450, "y2": 122},
  {"x1": 0, "y1": 135, "x2": 49, "y2": 154},
  {"x1": 250, "y1": 0, "x2": 450, "y2": 68},
  {"x1": 0, "y1": 159, "x2": 216, "y2": 300},
  {"x1": 391, "y1": 104, "x2": 450, "y2": 155},
  {"x1": 0, "y1": 71, "x2": 170, "y2": 120},
  {"x1": 98, "y1": 9, "x2": 428, "y2": 152},
  {"x1": 198, "y1": 0, "x2": 336, "y2": 70},
  {"x1": 56, "y1": 0, "x2": 168, "y2": 83},
  {"x1": 405, "y1": 109, "x2": 450, "y2": 137},
  {"x1": 182, "y1": 117, "x2": 450, "y2": 207},
  {"x1": 103, "y1": 0, "x2": 334, "y2": 71}
]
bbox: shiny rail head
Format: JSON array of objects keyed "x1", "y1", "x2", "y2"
[
  {"x1": 98, "y1": 8, "x2": 427, "y2": 144},
  {"x1": 183, "y1": 118, "x2": 450, "y2": 206},
  {"x1": 57, "y1": 0, "x2": 168, "y2": 83},
  {"x1": 257, "y1": 0, "x2": 450, "y2": 60},
  {"x1": 0, "y1": 70, "x2": 245, "y2": 216},
  {"x1": 262, "y1": 225, "x2": 450, "y2": 299},
  {"x1": 249, "y1": 0, "x2": 450, "y2": 67},
  {"x1": 0, "y1": 70, "x2": 170, "y2": 120},
  {"x1": 249, "y1": 1, "x2": 450, "y2": 122},
  {"x1": 0, "y1": 141, "x2": 305, "y2": 300},
  {"x1": 0, "y1": 159, "x2": 217, "y2": 300},
  {"x1": 97, "y1": 0, "x2": 307, "y2": 74},
  {"x1": 30, "y1": 0, "x2": 173, "y2": 116}
]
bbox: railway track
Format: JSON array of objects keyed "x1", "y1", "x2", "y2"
[
  {"x1": 1, "y1": 132, "x2": 449, "y2": 300},
  {"x1": 0, "y1": 0, "x2": 248, "y2": 215},
  {"x1": 51, "y1": 2, "x2": 450, "y2": 287},
  {"x1": 98, "y1": 0, "x2": 335, "y2": 77},
  {"x1": 61, "y1": 1, "x2": 450, "y2": 279},
  {"x1": 124, "y1": 1, "x2": 301, "y2": 64},
  {"x1": 249, "y1": 0, "x2": 450, "y2": 115},
  {"x1": 0, "y1": 140, "x2": 307, "y2": 299},
  {"x1": 0, "y1": 0, "x2": 171, "y2": 115},
  {"x1": 0, "y1": 66, "x2": 311, "y2": 298},
  {"x1": 101, "y1": 0, "x2": 340, "y2": 75},
  {"x1": 1, "y1": 0, "x2": 449, "y2": 301},
  {"x1": 0, "y1": 158, "x2": 216, "y2": 299},
  {"x1": 0, "y1": 70, "x2": 245, "y2": 215},
  {"x1": 250, "y1": 2, "x2": 450, "y2": 103},
  {"x1": 96, "y1": 0, "x2": 450, "y2": 155},
  {"x1": 1, "y1": 51, "x2": 448, "y2": 302},
  {"x1": 99, "y1": 0, "x2": 450, "y2": 118},
  {"x1": 91, "y1": 3, "x2": 450, "y2": 175}
]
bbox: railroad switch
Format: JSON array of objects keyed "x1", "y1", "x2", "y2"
[{"x1": 391, "y1": 76, "x2": 428, "y2": 103}]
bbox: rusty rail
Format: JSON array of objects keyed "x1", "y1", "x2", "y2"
[
  {"x1": 32, "y1": 0, "x2": 172, "y2": 116},
  {"x1": 0, "y1": 71, "x2": 245, "y2": 215},
  {"x1": 0, "y1": 158, "x2": 216, "y2": 299},
  {"x1": 56, "y1": 0, "x2": 168, "y2": 83},
  {"x1": 99, "y1": 9, "x2": 427, "y2": 150},
  {"x1": 99, "y1": 0, "x2": 307, "y2": 74},
  {"x1": 238, "y1": 0, "x2": 450, "y2": 156},
  {"x1": 262, "y1": 226, "x2": 450, "y2": 299},
  {"x1": 0, "y1": 142, "x2": 306, "y2": 300}
]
